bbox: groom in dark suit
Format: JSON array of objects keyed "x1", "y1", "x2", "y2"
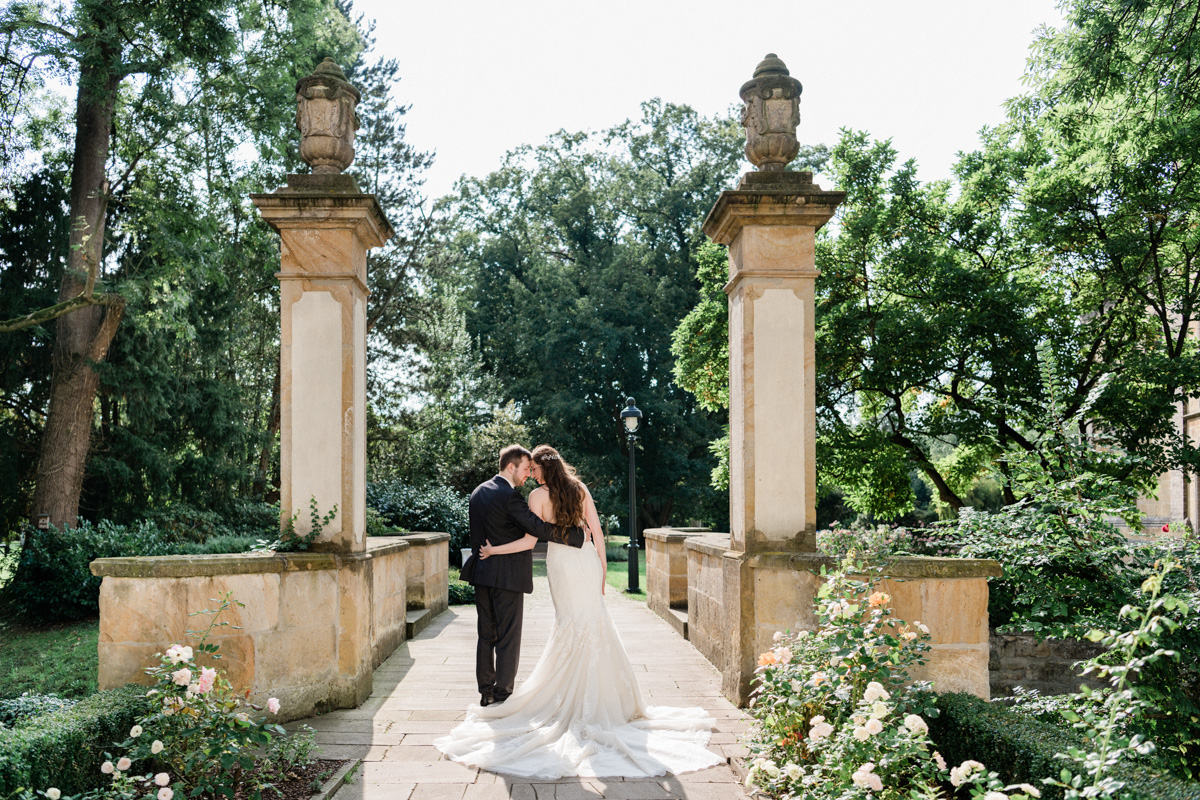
[{"x1": 463, "y1": 444, "x2": 587, "y2": 706}]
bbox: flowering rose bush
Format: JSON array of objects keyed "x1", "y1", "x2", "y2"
[
  {"x1": 20, "y1": 592, "x2": 308, "y2": 800},
  {"x1": 816, "y1": 526, "x2": 916, "y2": 560},
  {"x1": 744, "y1": 556, "x2": 1042, "y2": 800}
]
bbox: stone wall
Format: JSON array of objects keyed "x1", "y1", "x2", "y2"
[
  {"x1": 403, "y1": 532, "x2": 449, "y2": 615},
  {"x1": 90, "y1": 535, "x2": 446, "y2": 722},
  {"x1": 645, "y1": 528, "x2": 707, "y2": 631},
  {"x1": 990, "y1": 632, "x2": 1104, "y2": 697},
  {"x1": 686, "y1": 534, "x2": 731, "y2": 675},
  {"x1": 660, "y1": 533, "x2": 1000, "y2": 704},
  {"x1": 370, "y1": 540, "x2": 409, "y2": 668}
]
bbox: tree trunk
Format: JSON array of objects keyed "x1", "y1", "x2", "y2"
[
  {"x1": 30, "y1": 63, "x2": 123, "y2": 527},
  {"x1": 254, "y1": 362, "x2": 281, "y2": 503}
]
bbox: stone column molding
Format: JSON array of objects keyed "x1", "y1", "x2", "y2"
[
  {"x1": 703, "y1": 171, "x2": 845, "y2": 554},
  {"x1": 251, "y1": 182, "x2": 393, "y2": 553}
]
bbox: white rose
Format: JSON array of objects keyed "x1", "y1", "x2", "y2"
[
  {"x1": 158, "y1": 789, "x2": 174, "y2": 800},
  {"x1": 868, "y1": 773, "x2": 883, "y2": 792},
  {"x1": 984, "y1": 793, "x2": 1009, "y2": 800},
  {"x1": 116, "y1": 757, "x2": 132, "y2": 772},
  {"x1": 773, "y1": 647, "x2": 793, "y2": 665},
  {"x1": 865, "y1": 718, "x2": 884, "y2": 736},
  {"x1": 773, "y1": 631, "x2": 783, "y2": 642},
  {"x1": 46, "y1": 789, "x2": 61, "y2": 800},
  {"x1": 784, "y1": 763, "x2": 803, "y2": 780},
  {"x1": 853, "y1": 726, "x2": 870, "y2": 741},
  {"x1": 870, "y1": 701, "x2": 890, "y2": 719},
  {"x1": 903, "y1": 714, "x2": 929, "y2": 735},
  {"x1": 790, "y1": 679, "x2": 803, "y2": 694},
  {"x1": 904, "y1": 630, "x2": 919, "y2": 640},
  {"x1": 151, "y1": 740, "x2": 164, "y2": 754},
  {"x1": 1017, "y1": 784, "x2": 1041, "y2": 798},
  {"x1": 808, "y1": 722, "x2": 833, "y2": 741},
  {"x1": 129, "y1": 724, "x2": 143, "y2": 738},
  {"x1": 100, "y1": 761, "x2": 114, "y2": 775},
  {"x1": 852, "y1": 771, "x2": 870, "y2": 789},
  {"x1": 918, "y1": 623, "x2": 930, "y2": 634},
  {"x1": 155, "y1": 773, "x2": 170, "y2": 787}
]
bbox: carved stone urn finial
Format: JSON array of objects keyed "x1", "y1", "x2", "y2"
[
  {"x1": 296, "y1": 58, "x2": 361, "y2": 174},
  {"x1": 739, "y1": 53, "x2": 802, "y2": 172}
]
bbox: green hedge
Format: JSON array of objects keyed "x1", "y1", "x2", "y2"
[
  {"x1": 366, "y1": 480, "x2": 469, "y2": 561},
  {"x1": 931, "y1": 692, "x2": 1200, "y2": 800},
  {"x1": 0, "y1": 684, "x2": 147, "y2": 796}
]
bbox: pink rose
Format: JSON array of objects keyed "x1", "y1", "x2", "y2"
[
  {"x1": 197, "y1": 667, "x2": 217, "y2": 694},
  {"x1": 267, "y1": 697, "x2": 281, "y2": 715}
]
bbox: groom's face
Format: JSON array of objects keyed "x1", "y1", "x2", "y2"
[{"x1": 514, "y1": 457, "x2": 533, "y2": 485}]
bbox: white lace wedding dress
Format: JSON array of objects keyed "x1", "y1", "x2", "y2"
[{"x1": 433, "y1": 541, "x2": 724, "y2": 779}]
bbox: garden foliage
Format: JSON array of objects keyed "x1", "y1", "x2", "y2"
[
  {"x1": 0, "y1": 684, "x2": 147, "y2": 796},
  {"x1": 744, "y1": 556, "x2": 1040, "y2": 799},
  {"x1": 366, "y1": 480, "x2": 469, "y2": 555},
  {"x1": 931, "y1": 693, "x2": 1200, "y2": 800}
]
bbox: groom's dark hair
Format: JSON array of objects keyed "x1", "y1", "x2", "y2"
[{"x1": 498, "y1": 444, "x2": 531, "y2": 472}]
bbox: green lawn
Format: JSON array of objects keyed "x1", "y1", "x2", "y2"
[
  {"x1": 0, "y1": 616, "x2": 100, "y2": 700},
  {"x1": 603, "y1": 537, "x2": 646, "y2": 599}
]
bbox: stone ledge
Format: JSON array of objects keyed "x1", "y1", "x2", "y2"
[
  {"x1": 365, "y1": 536, "x2": 411, "y2": 557},
  {"x1": 645, "y1": 528, "x2": 710, "y2": 543},
  {"x1": 90, "y1": 551, "x2": 335, "y2": 578},
  {"x1": 757, "y1": 552, "x2": 1004, "y2": 579},
  {"x1": 397, "y1": 531, "x2": 451, "y2": 545},
  {"x1": 90, "y1": 540, "x2": 418, "y2": 579},
  {"x1": 683, "y1": 535, "x2": 1002, "y2": 579}
]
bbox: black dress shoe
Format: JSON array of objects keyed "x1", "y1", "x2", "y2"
[{"x1": 480, "y1": 693, "x2": 494, "y2": 707}]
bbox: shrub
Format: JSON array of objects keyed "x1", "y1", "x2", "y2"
[
  {"x1": 0, "y1": 684, "x2": 147, "y2": 796},
  {"x1": 816, "y1": 525, "x2": 916, "y2": 559},
  {"x1": 366, "y1": 480, "x2": 469, "y2": 554},
  {"x1": 931, "y1": 693, "x2": 1200, "y2": 800},
  {"x1": 0, "y1": 519, "x2": 265, "y2": 623},
  {"x1": 0, "y1": 694, "x2": 80, "y2": 728},
  {"x1": 742, "y1": 557, "x2": 1037, "y2": 799},
  {"x1": 448, "y1": 568, "x2": 475, "y2": 606},
  {"x1": 1, "y1": 521, "x2": 176, "y2": 621}
]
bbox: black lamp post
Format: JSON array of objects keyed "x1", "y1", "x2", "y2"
[{"x1": 620, "y1": 397, "x2": 643, "y2": 593}]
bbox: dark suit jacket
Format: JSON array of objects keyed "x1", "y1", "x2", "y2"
[{"x1": 463, "y1": 475, "x2": 585, "y2": 593}]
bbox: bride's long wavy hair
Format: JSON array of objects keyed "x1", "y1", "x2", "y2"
[{"x1": 531, "y1": 444, "x2": 585, "y2": 535}]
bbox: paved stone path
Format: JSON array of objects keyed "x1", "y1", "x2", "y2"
[{"x1": 292, "y1": 572, "x2": 753, "y2": 800}]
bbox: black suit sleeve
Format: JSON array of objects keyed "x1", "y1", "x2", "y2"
[{"x1": 505, "y1": 491, "x2": 586, "y2": 548}]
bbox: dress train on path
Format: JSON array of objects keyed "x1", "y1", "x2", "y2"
[{"x1": 433, "y1": 542, "x2": 724, "y2": 779}]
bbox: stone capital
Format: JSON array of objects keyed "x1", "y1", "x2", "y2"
[
  {"x1": 251, "y1": 189, "x2": 393, "y2": 254},
  {"x1": 702, "y1": 171, "x2": 845, "y2": 246}
]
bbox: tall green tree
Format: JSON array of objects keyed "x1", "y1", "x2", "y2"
[
  {"x1": 449, "y1": 100, "x2": 742, "y2": 530},
  {"x1": 671, "y1": 0, "x2": 1200, "y2": 519},
  {"x1": 0, "y1": 0, "x2": 363, "y2": 525}
]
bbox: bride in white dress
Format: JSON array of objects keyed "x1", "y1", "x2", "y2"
[{"x1": 433, "y1": 444, "x2": 723, "y2": 780}]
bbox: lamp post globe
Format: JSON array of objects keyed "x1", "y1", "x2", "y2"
[{"x1": 621, "y1": 398, "x2": 643, "y2": 593}]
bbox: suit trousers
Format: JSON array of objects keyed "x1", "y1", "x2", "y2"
[{"x1": 474, "y1": 583, "x2": 524, "y2": 699}]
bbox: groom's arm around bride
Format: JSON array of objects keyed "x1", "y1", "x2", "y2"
[{"x1": 461, "y1": 445, "x2": 585, "y2": 593}]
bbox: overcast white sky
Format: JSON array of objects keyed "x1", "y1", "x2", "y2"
[{"x1": 351, "y1": 0, "x2": 1065, "y2": 203}]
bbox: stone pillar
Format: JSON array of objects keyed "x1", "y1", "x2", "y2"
[
  {"x1": 251, "y1": 59, "x2": 393, "y2": 554},
  {"x1": 701, "y1": 54, "x2": 845, "y2": 703}
]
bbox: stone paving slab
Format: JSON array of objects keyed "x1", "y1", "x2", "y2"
[{"x1": 304, "y1": 572, "x2": 752, "y2": 800}]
